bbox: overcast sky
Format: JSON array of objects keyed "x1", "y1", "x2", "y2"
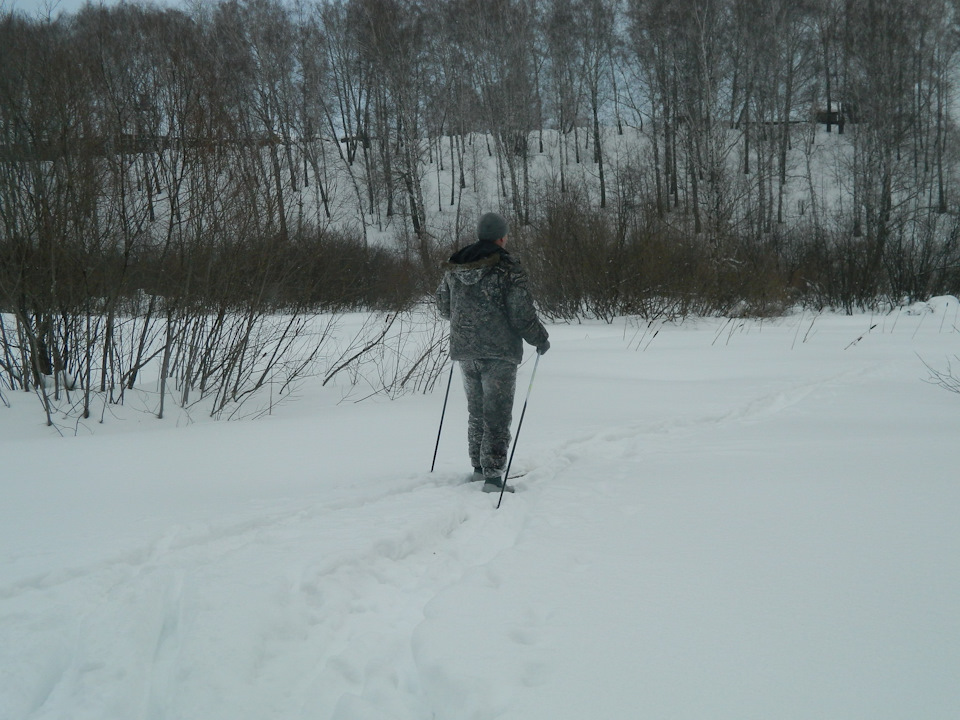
[
  {"x1": 4, "y1": 0, "x2": 181, "y2": 20},
  {"x1": 6, "y1": 0, "x2": 98, "y2": 18}
]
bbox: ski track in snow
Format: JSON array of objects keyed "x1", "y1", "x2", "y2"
[
  {"x1": 2, "y1": 468, "x2": 534, "y2": 720},
  {"x1": 522, "y1": 361, "x2": 877, "y2": 485}
]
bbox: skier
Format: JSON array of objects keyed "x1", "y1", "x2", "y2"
[{"x1": 436, "y1": 212, "x2": 550, "y2": 493}]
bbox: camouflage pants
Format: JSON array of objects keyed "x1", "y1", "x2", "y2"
[{"x1": 460, "y1": 358, "x2": 517, "y2": 479}]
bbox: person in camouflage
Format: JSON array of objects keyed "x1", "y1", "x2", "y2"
[{"x1": 436, "y1": 212, "x2": 550, "y2": 493}]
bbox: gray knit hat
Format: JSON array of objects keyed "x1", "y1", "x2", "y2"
[{"x1": 477, "y1": 212, "x2": 508, "y2": 241}]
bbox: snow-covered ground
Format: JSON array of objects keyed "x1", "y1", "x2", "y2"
[{"x1": 2, "y1": 302, "x2": 959, "y2": 720}]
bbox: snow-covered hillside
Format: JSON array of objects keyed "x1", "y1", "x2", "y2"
[{"x1": 2, "y1": 302, "x2": 959, "y2": 719}]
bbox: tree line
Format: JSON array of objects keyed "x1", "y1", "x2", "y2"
[{"x1": 2, "y1": 0, "x2": 960, "y2": 420}]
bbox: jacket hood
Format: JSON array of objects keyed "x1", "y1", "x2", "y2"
[
  {"x1": 448, "y1": 239, "x2": 506, "y2": 265},
  {"x1": 442, "y1": 240, "x2": 507, "y2": 286},
  {"x1": 441, "y1": 252, "x2": 500, "y2": 286}
]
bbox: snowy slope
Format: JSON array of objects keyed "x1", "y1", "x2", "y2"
[{"x1": 2, "y1": 304, "x2": 960, "y2": 720}]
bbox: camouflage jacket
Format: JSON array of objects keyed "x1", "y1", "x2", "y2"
[{"x1": 436, "y1": 241, "x2": 549, "y2": 364}]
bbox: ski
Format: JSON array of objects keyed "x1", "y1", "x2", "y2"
[{"x1": 468, "y1": 471, "x2": 527, "y2": 481}]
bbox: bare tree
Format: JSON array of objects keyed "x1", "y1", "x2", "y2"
[
  {"x1": 545, "y1": 0, "x2": 586, "y2": 194},
  {"x1": 579, "y1": 0, "x2": 617, "y2": 209}
]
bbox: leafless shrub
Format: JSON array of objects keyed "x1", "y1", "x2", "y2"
[
  {"x1": 322, "y1": 308, "x2": 447, "y2": 401},
  {"x1": 522, "y1": 189, "x2": 790, "y2": 322},
  {"x1": 921, "y1": 355, "x2": 960, "y2": 396}
]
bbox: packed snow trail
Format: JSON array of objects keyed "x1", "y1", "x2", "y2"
[
  {"x1": 415, "y1": 371, "x2": 960, "y2": 720},
  {"x1": 3, "y1": 308, "x2": 960, "y2": 719},
  {"x1": 2, "y1": 461, "x2": 532, "y2": 719}
]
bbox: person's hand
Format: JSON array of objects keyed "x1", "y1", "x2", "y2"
[{"x1": 537, "y1": 340, "x2": 550, "y2": 356}]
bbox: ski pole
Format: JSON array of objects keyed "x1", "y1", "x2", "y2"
[
  {"x1": 430, "y1": 362, "x2": 455, "y2": 472},
  {"x1": 497, "y1": 353, "x2": 540, "y2": 509}
]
